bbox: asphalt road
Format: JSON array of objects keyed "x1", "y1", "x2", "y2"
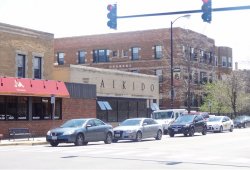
[{"x1": 0, "y1": 128, "x2": 250, "y2": 170}]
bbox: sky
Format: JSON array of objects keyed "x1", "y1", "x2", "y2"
[{"x1": 0, "y1": 0, "x2": 250, "y2": 70}]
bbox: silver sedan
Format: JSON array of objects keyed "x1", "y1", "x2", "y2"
[{"x1": 113, "y1": 118, "x2": 163, "y2": 142}]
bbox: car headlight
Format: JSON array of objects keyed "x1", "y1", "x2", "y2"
[
  {"x1": 184, "y1": 124, "x2": 190, "y2": 128},
  {"x1": 63, "y1": 130, "x2": 75, "y2": 135},
  {"x1": 47, "y1": 130, "x2": 51, "y2": 136},
  {"x1": 125, "y1": 130, "x2": 136, "y2": 134}
]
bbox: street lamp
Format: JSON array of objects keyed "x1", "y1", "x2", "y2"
[{"x1": 170, "y1": 14, "x2": 191, "y2": 109}]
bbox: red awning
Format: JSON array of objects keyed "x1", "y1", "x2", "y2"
[{"x1": 0, "y1": 77, "x2": 70, "y2": 98}]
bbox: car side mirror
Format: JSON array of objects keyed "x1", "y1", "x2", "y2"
[
  {"x1": 86, "y1": 124, "x2": 92, "y2": 128},
  {"x1": 143, "y1": 122, "x2": 147, "y2": 126}
]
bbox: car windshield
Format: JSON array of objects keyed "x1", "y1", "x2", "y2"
[
  {"x1": 60, "y1": 119, "x2": 86, "y2": 128},
  {"x1": 174, "y1": 115, "x2": 195, "y2": 123},
  {"x1": 120, "y1": 119, "x2": 141, "y2": 126},
  {"x1": 234, "y1": 116, "x2": 246, "y2": 121},
  {"x1": 208, "y1": 116, "x2": 222, "y2": 122},
  {"x1": 152, "y1": 111, "x2": 173, "y2": 119}
]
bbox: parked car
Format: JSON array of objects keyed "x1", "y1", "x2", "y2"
[
  {"x1": 168, "y1": 114, "x2": 207, "y2": 137},
  {"x1": 207, "y1": 116, "x2": 234, "y2": 132},
  {"x1": 46, "y1": 118, "x2": 114, "y2": 146},
  {"x1": 151, "y1": 109, "x2": 187, "y2": 134},
  {"x1": 189, "y1": 111, "x2": 210, "y2": 121},
  {"x1": 113, "y1": 118, "x2": 163, "y2": 142},
  {"x1": 233, "y1": 115, "x2": 250, "y2": 128}
]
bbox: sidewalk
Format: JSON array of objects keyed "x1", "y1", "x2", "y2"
[{"x1": 0, "y1": 137, "x2": 48, "y2": 146}]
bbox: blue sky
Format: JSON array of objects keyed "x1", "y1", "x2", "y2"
[{"x1": 0, "y1": 0, "x2": 250, "y2": 69}]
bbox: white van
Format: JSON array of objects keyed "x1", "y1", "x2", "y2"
[{"x1": 151, "y1": 109, "x2": 187, "y2": 134}]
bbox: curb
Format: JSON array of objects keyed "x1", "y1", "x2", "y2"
[{"x1": 0, "y1": 141, "x2": 48, "y2": 146}]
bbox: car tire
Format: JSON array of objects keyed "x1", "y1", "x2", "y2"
[
  {"x1": 219, "y1": 126, "x2": 223, "y2": 133},
  {"x1": 189, "y1": 128, "x2": 194, "y2": 137},
  {"x1": 169, "y1": 132, "x2": 175, "y2": 137},
  {"x1": 50, "y1": 141, "x2": 59, "y2": 147},
  {"x1": 74, "y1": 133, "x2": 84, "y2": 146},
  {"x1": 83, "y1": 142, "x2": 88, "y2": 145},
  {"x1": 184, "y1": 133, "x2": 188, "y2": 137},
  {"x1": 229, "y1": 126, "x2": 233, "y2": 132},
  {"x1": 155, "y1": 130, "x2": 162, "y2": 140},
  {"x1": 104, "y1": 132, "x2": 112, "y2": 144},
  {"x1": 135, "y1": 131, "x2": 142, "y2": 142},
  {"x1": 202, "y1": 127, "x2": 207, "y2": 135},
  {"x1": 243, "y1": 123, "x2": 246, "y2": 128}
]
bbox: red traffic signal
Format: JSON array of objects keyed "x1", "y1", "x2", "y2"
[{"x1": 107, "y1": 4, "x2": 117, "y2": 29}]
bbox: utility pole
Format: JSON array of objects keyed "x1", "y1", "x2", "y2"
[{"x1": 187, "y1": 47, "x2": 192, "y2": 113}]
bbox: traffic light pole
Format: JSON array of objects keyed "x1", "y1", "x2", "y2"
[{"x1": 117, "y1": 5, "x2": 250, "y2": 19}]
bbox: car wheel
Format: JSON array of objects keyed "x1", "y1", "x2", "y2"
[
  {"x1": 189, "y1": 128, "x2": 194, "y2": 137},
  {"x1": 50, "y1": 141, "x2": 59, "y2": 147},
  {"x1": 219, "y1": 126, "x2": 223, "y2": 133},
  {"x1": 243, "y1": 123, "x2": 246, "y2": 128},
  {"x1": 155, "y1": 130, "x2": 162, "y2": 140},
  {"x1": 184, "y1": 133, "x2": 188, "y2": 137},
  {"x1": 135, "y1": 131, "x2": 142, "y2": 142},
  {"x1": 74, "y1": 133, "x2": 84, "y2": 146},
  {"x1": 202, "y1": 127, "x2": 207, "y2": 135},
  {"x1": 104, "y1": 132, "x2": 112, "y2": 144},
  {"x1": 169, "y1": 132, "x2": 175, "y2": 137},
  {"x1": 229, "y1": 126, "x2": 233, "y2": 132},
  {"x1": 83, "y1": 142, "x2": 88, "y2": 145}
]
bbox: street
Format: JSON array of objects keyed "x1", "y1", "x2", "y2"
[{"x1": 0, "y1": 128, "x2": 250, "y2": 170}]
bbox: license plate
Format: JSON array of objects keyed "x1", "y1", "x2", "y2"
[
  {"x1": 115, "y1": 134, "x2": 120, "y2": 137},
  {"x1": 52, "y1": 136, "x2": 57, "y2": 140},
  {"x1": 174, "y1": 129, "x2": 178, "y2": 132}
]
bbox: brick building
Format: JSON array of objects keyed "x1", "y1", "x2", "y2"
[
  {"x1": 0, "y1": 23, "x2": 96, "y2": 138},
  {"x1": 54, "y1": 28, "x2": 232, "y2": 110}
]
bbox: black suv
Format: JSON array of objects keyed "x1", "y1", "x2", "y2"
[{"x1": 168, "y1": 114, "x2": 207, "y2": 137}]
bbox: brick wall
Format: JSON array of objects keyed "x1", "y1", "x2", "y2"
[
  {"x1": 0, "y1": 98, "x2": 96, "y2": 138},
  {"x1": 0, "y1": 23, "x2": 54, "y2": 79},
  {"x1": 54, "y1": 28, "x2": 232, "y2": 109}
]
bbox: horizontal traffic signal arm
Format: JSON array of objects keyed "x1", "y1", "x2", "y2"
[{"x1": 117, "y1": 6, "x2": 250, "y2": 19}]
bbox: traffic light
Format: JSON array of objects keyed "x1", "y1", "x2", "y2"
[
  {"x1": 107, "y1": 4, "x2": 117, "y2": 29},
  {"x1": 201, "y1": 0, "x2": 212, "y2": 23}
]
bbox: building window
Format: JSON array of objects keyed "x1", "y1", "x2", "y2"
[
  {"x1": 17, "y1": 54, "x2": 25, "y2": 78},
  {"x1": 131, "y1": 47, "x2": 139, "y2": 60},
  {"x1": 208, "y1": 52, "x2": 213, "y2": 64},
  {"x1": 34, "y1": 57, "x2": 42, "y2": 79},
  {"x1": 32, "y1": 97, "x2": 62, "y2": 120},
  {"x1": 222, "y1": 56, "x2": 227, "y2": 67},
  {"x1": 200, "y1": 72, "x2": 207, "y2": 84},
  {"x1": 123, "y1": 50, "x2": 129, "y2": 57},
  {"x1": 0, "y1": 96, "x2": 28, "y2": 121},
  {"x1": 214, "y1": 56, "x2": 218, "y2": 66},
  {"x1": 155, "y1": 69, "x2": 163, "y2": 83},
  {"x1": 78, "y1": 51, "x2": 85, "y2": 64},
  {"x1": 155, "y1": 45, "x2": 162, "y2": 59},
  {"x1": 228, "y1": 57, "x2": 232, "y2": 67},
  {"x1": 112, "y1": 51, "x2": 118, "y2": 57},
  {"x1": 93, "y1": 49, "x2": 109, "y2": 63},
  {"x1": 57, "y1": 52, "x2": 65, "y2": 65}
]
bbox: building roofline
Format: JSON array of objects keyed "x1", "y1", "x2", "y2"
[
  {"x1": 70, "y1": 64, "x2": 158, "y2": 79},
  {"x1": 0, "y1": 22, "x2": 54, "y2": 39}
]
